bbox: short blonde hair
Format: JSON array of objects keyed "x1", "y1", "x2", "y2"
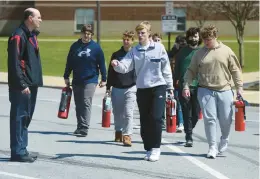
[
  {"x1": 122, "y1": 30, "x2": 135, "y2": 41},
  {"x1": 135, "y1": 21, "x2": 151, "y2": 32},
  {"x1": 201, "y1": 24, "x2": 218, "y2": 39}
]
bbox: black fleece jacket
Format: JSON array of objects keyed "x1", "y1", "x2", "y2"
[{"x1": 106, "y1": 46, "x2": 136, "y2": 90}]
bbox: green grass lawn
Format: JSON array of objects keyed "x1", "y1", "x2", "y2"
[{"x1": 0, "y1": 37, "x2": 259, "y2": 76}]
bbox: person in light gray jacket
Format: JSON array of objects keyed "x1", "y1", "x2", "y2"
[{"x1": 111, "y1": 21, "x2": 174, "y2": 162}]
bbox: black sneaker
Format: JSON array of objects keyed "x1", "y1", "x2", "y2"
[
  {"x1": 73, "y1": 128, "x2": 81, "y2": 135},
  {"x1": 76, "y1": 128, "x2": 88, "y2": 137},
  {"x1": 185, "y1": 134, "x2": 193, "y2": 147},
  {"x1": 185, "y1": 140, "x2": 193, "y2": 147},
  {"x1": 10, "y1": 155, "x2": 36, "y2": 163},
  {"x1": 25, "y1": 151, "x2": 38, "y2": 159}
]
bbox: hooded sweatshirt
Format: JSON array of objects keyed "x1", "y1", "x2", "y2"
[
  {"x1": 63, "y1": 39, "x2": 106, "y2": 85},
  {"x1": 183, "y1": 41, "x2": 243, "y2": 91}
]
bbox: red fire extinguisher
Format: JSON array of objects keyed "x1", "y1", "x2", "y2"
[
  {"x1": 57, "y1": 86, "x2": 72, "y2": 119},
  {"x1": 166, "y1": 94, "x2": 177, "y2": 133},
  {"x1": 102, "y1": 92, "x2": 112, "y2": 128},
  {"x1": 234, "y1": 95, "x2": 247, "y2": 132}
]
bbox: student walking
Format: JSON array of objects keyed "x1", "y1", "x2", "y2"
[
  {"x1": 111, "y1": 21, "x2": 174, "y2": 162},
  {"x1": 63, "y1": 24, "x2": 107, "y2": 137},
  {"x1": 106, "y1": 30, "x2": 136, "y2": 146},
  {"x1": 183, "y1": 25, "x2": 243, "y2": 158}
]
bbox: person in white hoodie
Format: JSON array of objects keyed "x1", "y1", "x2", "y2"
[{"x1": 111, "y1": 21, "x2": 174, "y2": 162}]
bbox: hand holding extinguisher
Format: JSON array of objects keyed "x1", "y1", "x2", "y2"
[
  {"x1": 234, "y1": 94, "x2": 249, "y2": 132},
  {"x1": 166, "y1": 90, "x2": 177, "y2": 133},
  {"x1": 102, "y1": 91, "x2": 112, "y2": 128},
  {"x1": 57, "y1": 79, "x2": 72, "y2": 119}
]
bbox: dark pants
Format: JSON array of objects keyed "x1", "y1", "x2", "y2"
[
  {"x1": 180, "y1": 87, "x2": 200, "y2": 136},
  {"x1": 73, "y1": 83, "x2": 96, "y2": 130},
  {"x1": 137, "y1": 85, "x2": 166, "y2": 151},
  {"x1": 9, "y1": 87, "x2": 38, "y2": 157},
  {"x1": 174, "y1": 89, "x2": 184, "y2": 126}
]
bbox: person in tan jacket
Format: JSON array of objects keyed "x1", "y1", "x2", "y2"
[{"x1": 182, "y1": 25, "x2": 243, "y2": 159}]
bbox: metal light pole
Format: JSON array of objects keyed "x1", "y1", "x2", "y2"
[{"x1": 96, "y1": 1, "x2": 101, "y2": 44}]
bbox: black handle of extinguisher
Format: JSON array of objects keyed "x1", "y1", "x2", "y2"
[{"x1": 237, "y1": 94, "x2": 246, "y2": 120}]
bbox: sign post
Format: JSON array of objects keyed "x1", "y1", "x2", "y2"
[{"x1": 163, "y1": 1, "x2": 175, "y2": 51}]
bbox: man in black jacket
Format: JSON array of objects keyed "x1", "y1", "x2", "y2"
[
  {"x1": 7, "y1": 8, "x2": 43, "y2": 163},
  {"x1": 106, "y1": 30, "x2": 136, "y2": 146}
]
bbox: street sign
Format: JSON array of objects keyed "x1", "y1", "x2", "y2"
[
  {"x1": 165, "y1": 1, "x2": 174, "y2": 15},
  {"x1": 161, "y1": 15, "x2": 177, "y2": 33}
]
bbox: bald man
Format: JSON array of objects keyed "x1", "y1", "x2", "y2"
[{"x1": 7, "y1": 8, "x2": 43, "y2": 163}]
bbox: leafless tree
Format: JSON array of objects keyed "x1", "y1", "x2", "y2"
[
  {"x1": 186, "y1": 1, "x2": 216, "y2": 28},
  {"x1": 213, "y1": 1, "x2": 259, "y2": 68}
]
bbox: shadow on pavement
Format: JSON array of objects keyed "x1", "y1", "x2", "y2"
[
  {"x1": 56, "y1": 140, "x2": 125, "y2": 147},
  {"x1": 123, "y1": 151, "x2": 207, "y2": 158},
  {"x1": 29, "y1": 131, "x2": 74, "y2": 136},
  {"x1": 0, "y1": 157, "x2": 10, "y2": 162},
  {"x1": 51, "y1": 153, "x2": 141, "y2": 161},
  {"x1": 56, "y1": 139, "x2": 143, "y2": 146}
]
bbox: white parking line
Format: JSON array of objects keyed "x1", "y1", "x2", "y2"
[
  {"x1": 162, "y1": 139, "x2": 230, "y2": 179},
  {"x1": 95, "y1": 104, "x2": 231, "y2": 179},
  {"x1": 0, "y1": 171, "x2": 40, "y2": 179}
]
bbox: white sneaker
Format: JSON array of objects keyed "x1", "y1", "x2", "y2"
[
  {"x1": 218, "y1": 137, "x2": 228, "y2": 154},
  {"x1": 176, "y1": 124, "x2": 184, "y2": 133},
  {"x1": 207, "y1": 147, "x2": 217, "y2": 159},
  {"x1": 149, "y1": 148, "x2": 161, "y2": 162},
  {"x1": 144, "y1": 151, "x2": 151, "y2": 160}
]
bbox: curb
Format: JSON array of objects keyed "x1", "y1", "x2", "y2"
[
  {"x1": 1, "y1": 82, "x2": 259, "y2": 107},
  {"x1": 0, "y1": 82, "x2": 106, "y2": 95}
]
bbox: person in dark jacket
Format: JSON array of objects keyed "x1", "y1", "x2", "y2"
[
  {"x1": 169, "y1": 35, "x2": 187, "y2": 133},
  {"x1": 7, "y1": 8, "x2": 43, "y2": 163},
  {"x1": 175, "y1": 27, "x2": 202, "y2": 147},
  {"x1": 106, "y1": 30, "x2": 136, "y2": 146},
  {"x1": 63, "y1": 24, "x2": 107, "y2": 137}
]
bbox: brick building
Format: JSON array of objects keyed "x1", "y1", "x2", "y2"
[{"x1": 0, "y1": 1, "x2": 259, "y2": 36}]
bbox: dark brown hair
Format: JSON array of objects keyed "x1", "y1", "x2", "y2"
[{"x1": 81, "y1": 24, "x2": 94, "y2": 35}]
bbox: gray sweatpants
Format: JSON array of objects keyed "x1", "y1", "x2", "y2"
[
  {"x1": 73, "y1": 83, "x2": 97, "y2": 129},
  {"x1": 197, "y1": 87, "x2": 233, "y2": 150},
  {"x1": 111, "y1": 86, "x2": 137, "y2": 135}
]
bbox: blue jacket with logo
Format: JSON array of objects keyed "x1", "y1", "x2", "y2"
[{"x1": 63, "y1": 39, "x2": 107, "y2": 85}]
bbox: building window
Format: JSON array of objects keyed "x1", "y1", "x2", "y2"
[{"x1": 74, "y1": 8, "x2": 94, "y2": 32}]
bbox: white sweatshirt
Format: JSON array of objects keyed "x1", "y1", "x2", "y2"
[{"x1": 113, "y1": 41, "x2": 173, "y2": 89}]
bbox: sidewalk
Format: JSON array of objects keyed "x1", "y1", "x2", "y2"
[{"x1": 0, "y1": 71, "x2": 259, "y2": 105}]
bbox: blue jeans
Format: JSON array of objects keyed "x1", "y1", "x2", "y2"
[
  {"x1": 9, "y1": 87, "x2": 38, "y2": 157},
  {"x1": 174, "y1": 89, "x2": 184, "y2": 126}
]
